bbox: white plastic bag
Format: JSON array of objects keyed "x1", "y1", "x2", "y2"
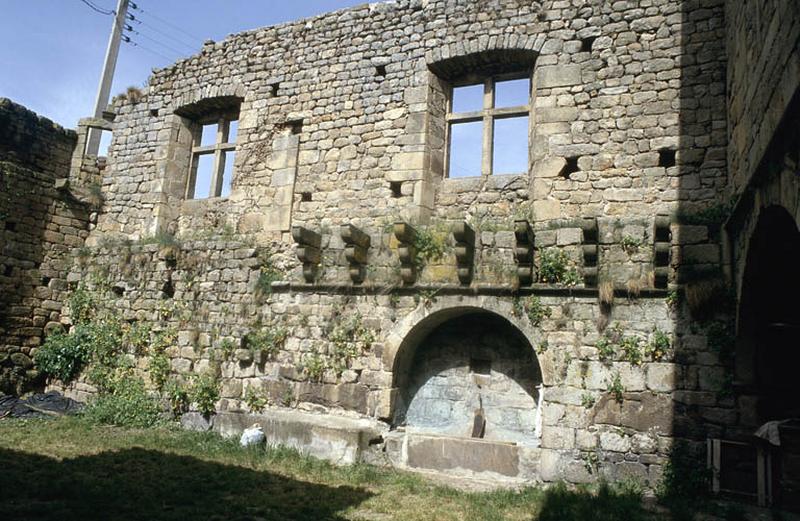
[{"x1": 240, "y1": 423, "x2": 266, "y2": 447}]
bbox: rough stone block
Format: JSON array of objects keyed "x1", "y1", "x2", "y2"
[{"x1": 536, "y1": 65, "x2": 582, "y2": 89}]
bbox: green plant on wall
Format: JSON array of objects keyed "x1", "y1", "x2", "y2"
[
  {"x1": 255, "y1": 247, "x2": 282, "y2": 301},
  {"x1": 244, "y1": 321, "x2": 288, "y2": 360},
  {"x1": 189, "y1": 371, "x2": 220, "y2": 416},
  {"x1": 537, "y1": 248, "x2": 581, "y2": 286},
  {"x1": 412, "y1": 226, "x2": 447, "y2": 269},
  {"x1": 596, "y1": 337, "x2": 615, "y2": 362},
  {"x1": 302, "y1": 351, "x2": 327, "y2": 382},
  {"x1": 646, "y1": 328, "x2": 671, "y2": 361},
  {"x1": 243, "y1": 386, "x2": 270, "y2": 413},
  {"x1": 512, "y1": 295, "x2": 552, "y2": 327},
  {"x1": 620, "y1": 235, "x2": 641, "y2": 254},
  {"x1": 328, "y1": 313, "x2": 374, "y2": 376},
  {"x1": 619, "y1": 336, "x2": 643, "y2": 365},
  {"x1": 608, "y1": 372, "x2": 625, "y2": 404}
]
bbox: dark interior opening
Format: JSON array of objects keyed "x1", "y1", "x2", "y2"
[
  {"x1": 658, "y1": 148, "x2": 676, "y2": 168},
  {"x1": 581, "y1": 36, "x2": 597, "y2": 53},
  {"x1": 4, "y1": 221, "x2": 16, "y2": 232},
  {"x1": 560, "y1": 156, "x2": 579, "y2": 178},
  {"x1": 390, "y1": 181, "x2": 403, "y2": 198},
  {"x1": 161, "y1": 280, "x2": 175, "y2": 299},
  {"x1": 301, "y1": 192, "x2": 312, "y2": 202},
  {"x1": 737, "y1": 206, "x2": 800, "y2": 424}
]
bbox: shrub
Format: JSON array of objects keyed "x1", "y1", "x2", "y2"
[
  {"x1": 83, "y1": 376, "x2": 162, "y2": 428},
  {"x1": 163, "y1": 379, "x2": 190, "y2": 417},
  {"x1": 34, "y1": 329, "x2": 92, "y2": 382},
  {"x1": 189, "y1": 372, "x2": 219, "y2": 416}
]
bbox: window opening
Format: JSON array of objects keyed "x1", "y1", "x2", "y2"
[
  {"x1": 446, "y1": 75, "x2": 530, "y2": 178},
  {"x1": 186, "y1": 114, "x2": 239, "y2": 199}
]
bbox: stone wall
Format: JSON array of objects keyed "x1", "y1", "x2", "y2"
[
  {"x1": 726, "y1": 0, "x2": 800, "y2": 194},
  {"x1": 7, "y1": 0, "x2": 744, "y2": 485},
  {"x1": 0, "y1": 99, "x2": 88, "y2": 394}
]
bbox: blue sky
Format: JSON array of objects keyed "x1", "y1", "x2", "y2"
[{"x1": 0, "y1": 0, "x2": 374, "y2": 128}]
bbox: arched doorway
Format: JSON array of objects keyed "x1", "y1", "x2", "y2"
[
  {"x1": 393, "y1": 309, "x2": 543, "y2": 446},
  {"x1": 737, "y1": 205, "x2": 800, "y2": 423}
]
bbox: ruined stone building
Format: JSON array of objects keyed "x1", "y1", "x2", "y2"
[{"x1": 1, "y1": 0, "x2": 798, "y2": 505}]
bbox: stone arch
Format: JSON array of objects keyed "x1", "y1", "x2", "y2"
[
  {"x1": 168, "y1": 83, "x2": 247, "y2": 115},
  {"x1": 382, "y1": 297, "x2": 547, "y2": 443},
  {"x1": 735, "y1": 204, "x2": 800, "y2": 424},
  {"x1": 425, "y1": 37, "x2": 542, "y2": 80}
]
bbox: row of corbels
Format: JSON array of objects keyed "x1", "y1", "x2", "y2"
[
  {"x1": 292, "y1": 220, "x2": 537, "y2": 286},
  {"x1": 292, "y1": 217, "x2": 673, "y2": 287}
]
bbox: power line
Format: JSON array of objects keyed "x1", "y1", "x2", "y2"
[
  {"x1": 135, "y1": 19, "x2": 199, "y2": 52},
  {"x1": 130, "y1": 2, "x2": 205, "y2": 44},
  {"x1": 125, "y1": 27, "x2": 187, "y2": 57},
  {"x1": 78, "y1": 0, "x2": 114, "y2": 15},
  {"x1": 123, "y1": 37, "x2": 173, "y2": 62}
]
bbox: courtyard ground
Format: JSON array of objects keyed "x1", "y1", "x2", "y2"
[{"x1": 0, "y1": 416, "x2": 660, "y2": 521}]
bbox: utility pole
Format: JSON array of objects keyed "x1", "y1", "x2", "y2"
[{"x1": 86, "y1": 0, "x2": 129, "y2": 155}]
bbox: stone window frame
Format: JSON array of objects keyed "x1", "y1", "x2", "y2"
[
  {"x1": 445, "y1": 71, "x2": 531, "y2": 178},
  {"x1": 185, "y1": 110, "x2": 239, "y2": 200}
]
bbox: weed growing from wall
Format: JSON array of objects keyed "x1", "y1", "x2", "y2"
[
  {"x1": 243, "y1": 386, "x2": 270, "y2": 413},
  {"x1": 243, "y1": 321, "x2": 288, "y2": 360},
  {"x1": 412, "y1": 226, "x2": 447, "y2": 269},
  {"x1": 537, "y1": 248, "x2": 581, "y2": 286},
  {"x1": 607, "y1": 372, "x2": 625, "y2": 403},
  {"x1": 646, "y1": 328, "x2": 671, "y2": 361},
  {"x1": 512, "y1": 295, "x2": 552, "y2": 327}
]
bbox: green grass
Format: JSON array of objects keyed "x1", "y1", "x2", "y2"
[{"x1": 0, "y1": 417, "x2": 659, "y2": 521}]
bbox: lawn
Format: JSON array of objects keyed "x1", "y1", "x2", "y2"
[{"x1": 0, "y1": 416, "x2": 657, "y2": 521}]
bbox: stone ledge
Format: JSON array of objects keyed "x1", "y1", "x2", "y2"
[{"x1": 212, "y1": 409, "x2": 387, "y2": 465}]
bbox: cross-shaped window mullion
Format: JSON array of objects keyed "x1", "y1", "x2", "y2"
[{"x1": 482, "y1": 78, "x2": 494, "y2": 176}]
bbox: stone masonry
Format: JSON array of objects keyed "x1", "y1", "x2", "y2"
[{"x1": 7, "y1": 0, "x2": 787, "y2": 488}]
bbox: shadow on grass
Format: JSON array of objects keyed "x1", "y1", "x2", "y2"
[
  {"x1": 0, "y1": 447, "x2": 372, "y2": 521},
  {"x1": 535, "y1": 482, "x2": 650, "y2": 521}
]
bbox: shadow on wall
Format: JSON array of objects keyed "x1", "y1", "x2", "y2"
[
  {"x1": 398, "y1": 312, "x2": 542, "y2": 444},
  {"x1": 0, "y1": 447, "x2": 372, "y2": 520}
]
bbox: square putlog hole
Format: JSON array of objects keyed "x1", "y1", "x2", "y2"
[
  {"x1": 659, "y1": 149, "x2": 676, "y2": 168},
  {"x1": 389, "y1": 181, "x2": 403, "y2": 198},
  {"x1": 301, "y1": 192, "x2": 312, "y2": 202}
]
